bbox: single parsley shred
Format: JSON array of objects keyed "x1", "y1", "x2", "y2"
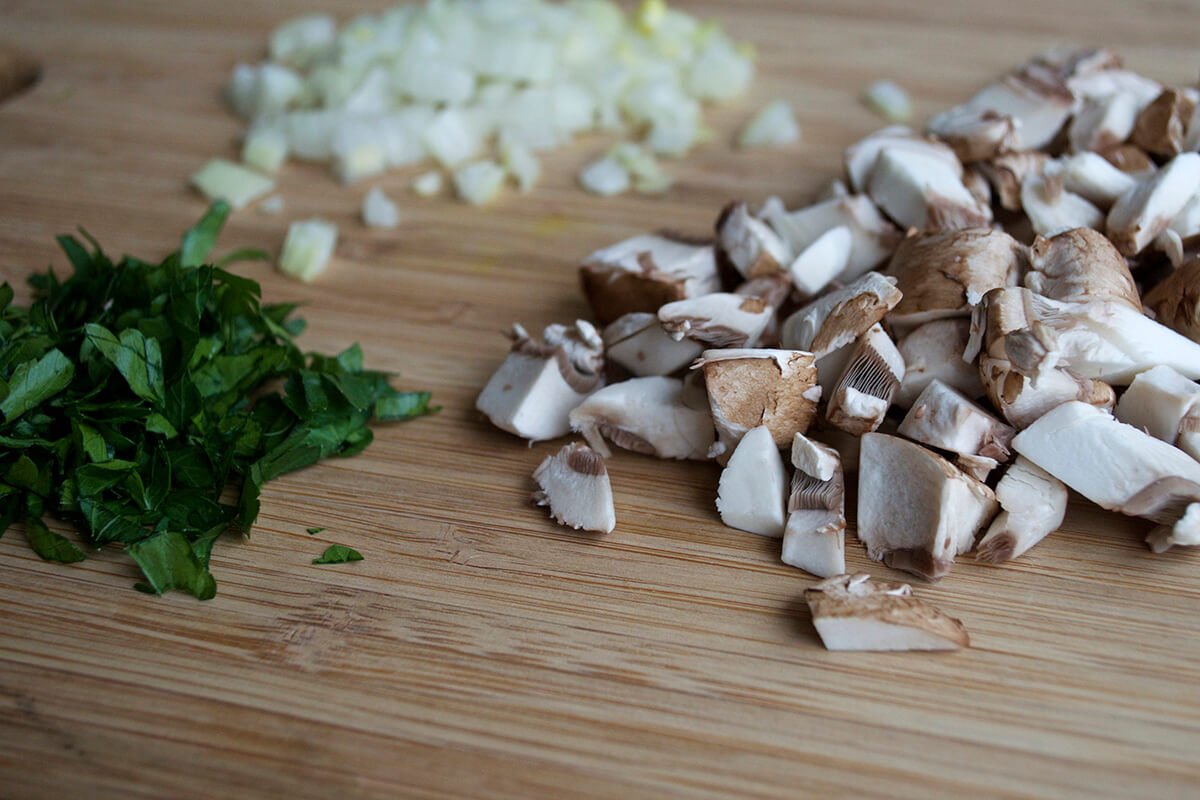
[
  {"x1": 313, "y1": 545, "x2": 363, "y2": 564},
  {"x1": 0, "y1": 202, "x2": 433, "y2": 598}
]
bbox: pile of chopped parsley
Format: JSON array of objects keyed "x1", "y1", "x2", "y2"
[{"x1": 0, "y1": 203, "x2": 433, "y2": 598}]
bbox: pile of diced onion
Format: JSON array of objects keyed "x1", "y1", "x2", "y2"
[{"x1": 225, "y1": 0, "x2": 758, "y2": 203}]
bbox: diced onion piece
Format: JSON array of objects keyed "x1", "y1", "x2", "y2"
[
  {"x1": 609, "y1": 142, "x2": 672, "y2": 193},
  {"x1": 258, "y1": 195, "x2": 285, "y2": 215},
  {"x1": 269, "y1": 14, "x2": 336, "y2": 69},
  {"x1": 279, "y1": 219, "x2": 338, "y2": 282},
  {"x1": 412, "y1": 170, "x2": 444, "y2": 197},
  {"x1": 190, "y1": 159, "x2": 275, "y2": 209},
  {"x1": 283, "y1": 110, "x2": 340, "y2": 162},
  {"x1": 242, "y1": 122, "x2": 289, "y2": 174},
  {"x1": 453, "y1": 160, "x2": 506, "y2": 206},
  {"x1": 500, "y1": 140, "x2": 542, "y2": 193},
  {"x1": 737, "y1": 100, "x2": 800, "y2": 149},
  {"x1": 579, "y1": 157, "x2": 631, "y2": 196},
  {"x1": 863, "y1": 80, "x2": 914, "y2": 123},
  {"x1": 423, "y1": 108, "x2": 484, "y2": 167},
  {"x1": 332, "y1": 119, "x2": 387, "y2": 183},
  {"x1": 686, "y1": 40, "x2": 754, "y2": 102},
  {"x1": 362, "y1": 187, "x2": 400, "y2": 229}
]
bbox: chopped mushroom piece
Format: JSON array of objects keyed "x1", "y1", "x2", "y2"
[
  {"x1": 787, "y1": 225, "x2": 853, "y2": 298},
  {"x1": 1013, "y1": 401, "x2": 1200, "y2": 550},
  {"x1": 858, "y1": 433, "x2": 998, "y2": 580},
  {"x1": 1185, "y1": 103, "x2": 1200, "y2": 153},
  {"x1": 476, "y1": 321, "x2": 605, "y2": 441},
  {"x1": 970, "y1": 286, "x2": 1200, "y2": 386},
  {"x1": 791, "y1": 432, "x2": 840, "y2": 482},
  {"x1": 760, "y1": 195, "x2": 902, "y2": 281},
  {"x1": 1143, "y1": 257, "x2": 1200, "y2": 343},
  {"x1": 867, "y1": 147, "x2": 992, "y2": 232},
  {"x1": 1046, "y1": 152, "x2": 1139, "y2": 209},
  {"x1": 898, "y1": 379, "x2": 1014, "y2": 462},
  {"x1": 1020, "y1": 173, "x2": 1104, "y2": 238},
  {"x1": 805, "y1": 573, "x2": 970, "y2": 652},
  {"x1": 782, "y1": 439, "x2": 846, "y2": 578},
  {"x1": 603, "y1": 312, "x2": 703, "y2": 377},
  {"x1": 716, "y1": 426, "x2": 787, "y2": 538},
  {"x1": 779, "y1": 271, "x2": 902, "y2": 358},
  {"x1": 977, "y1": 151, "x2": 1048, "y2": 211},
  {"x1": 955, "y1": 453, "x2": 999, "y2": 482},
  {"x1": 568, "y1": 376, "x2": 714, "y2": 460},
  {"x1": 843, "y1": 126, "x2": 962, "y2": 193},
  {"x1": 826, "y1": 324, "x2": 905, "y2": 435},
  {"x1": 1100, "y1": 143, "x2": 1158, "y2": 178},
  {"x1": 658, "y1": 293, "x2": 773, "y2": 348},
  {"x1": 895, "y1": 319, "x2": 984, "y2": 409},
  {"x1": 1114, "y1": 365, "x2": 1200, "y2": 461},
  {"x1": 1068, "y1": 92, "x2": 1143, "y2": 155},
  {"x1": 699, "y1": 348, "x2": 820, "y2": 459},
  {"x1": 975, "y1": 456, "x2": 1068, "y2": 563},
  {"x1": 885, "y1": 227, "x2": 1024, "y2": 332},
  {"x1": 716, "y1": 202, "x2": 793, "y2": 279},
  {"x1": 1025, "y1": 227, "x2": 1140, "y2": 309},
  {"x1": 580, "y1": 234, "x2": 720, "y2": 324},
  {"x1": 531, "y1": 442, "x2": 616, "y2": 534},
  {"x1": 1131, "y1": 89, "x2": 1197, "y2": 158},
  {"x1": 927, "y1": 59, "x2": 1076, "y2": 161},
  {"x1": 1106, "y1": 153, "x2": 1200, "y2": 256}
]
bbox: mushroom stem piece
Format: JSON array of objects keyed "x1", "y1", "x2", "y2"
[
  {"x1": 897, "y1": 379, "x2": 1015, "y2": 462},
  {"x1": 1013, "y1": 401, "x2": 1200, "y2": 550},
  {"x1": 805, "y1": 573, "x2": 970, "y2": 651}
]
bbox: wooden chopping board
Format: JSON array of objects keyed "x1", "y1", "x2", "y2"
[{"x1": 2, "y1": 1, "x2": 1200, "y2": 798}]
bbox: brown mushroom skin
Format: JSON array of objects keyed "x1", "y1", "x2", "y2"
[
  {"x1": 1131, "y1": 89, "x2": 1197, "y2": 158},
  {"x1": 886, "y1": 227, "x2": 1024, "y2": 328},
  {"x1": 580, "y1": 263, "x2": 691, "y2": 326},
  {"x1": 702, "y1": 352, "x2": 819, "y2": 449},
  {"x1": 1027, "y1": 228, "x2": 1141, "y2": 310},
  {"x1": 1144, "y1": 258, "x2": 1200, "y2": 344}
]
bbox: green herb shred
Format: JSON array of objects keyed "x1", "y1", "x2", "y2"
[
  {"x1": 0, "y1": 202, "x2": 434, "y2": 598},
  {"x1": 312, "y1": 545, "x2": 364, "y2": 565},
  {"x1": 306, "y1": 527, "x2": 326, "y2": 536}
]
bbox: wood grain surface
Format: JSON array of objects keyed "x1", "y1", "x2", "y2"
[{"x1": 2, "y1": 1, "x2": 1200, "y2": 798}]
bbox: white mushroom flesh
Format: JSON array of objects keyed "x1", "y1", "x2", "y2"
[
  {"x1": 603, "y1": 312, "x2": 704, "y2": 378},
  {"x1": 568, "y1": 376, "x2": 714, "y2": 460},
  {"x1": 1106, "y1": 152, "x2": 1200, "y2": 256},
  {"x1": 858, "y1": 433, "x2": 998, "y2": 580},
  {"x1": 896, "y1": 319, "x2": 985, "y2": 408},
  {"x1": 659, "y1": 293, "x2": 773, "y2": 348},
  {"x1": 531, "y1": 443, "x2": 616, "y2": 534},
  {"x1": 976, "y1": 456, "x2": 1068, "y2": 562},
  {"x1": 716, "y1": 425, "x2": 787, "y2": 538},
  {"x1": 897, "y1": 379, "x2": 1014, "y2": 461}
]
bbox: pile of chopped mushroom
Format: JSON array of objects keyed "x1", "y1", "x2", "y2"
[{"x1": 477, "y1": 47, "x2": 1200, "y2": 651}]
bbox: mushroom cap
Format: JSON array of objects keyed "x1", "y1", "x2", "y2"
[
  {"x1": 700, "y1": 348, "x2": 820, "y2": 453},
  {"x1": 886, "y1": 227, "x2": 1024, "y2": 331},
  {"x1": 568, "y1": 376, "x2": 715, "y2": 460},
  {"x1": 1027, "y1": 228, "x2": 1140, "y2": 309},
  {"x1": 779, "y1": 271, "x2": 902, "y2": 358},
  {"x1": 1143, "y1": 257, "x2": 1200, "y2": 343}
]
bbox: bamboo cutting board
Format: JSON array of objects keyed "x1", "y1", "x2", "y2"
[{"x1": 2, "y1": 2, "x2": 1200, "y2": 798}]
